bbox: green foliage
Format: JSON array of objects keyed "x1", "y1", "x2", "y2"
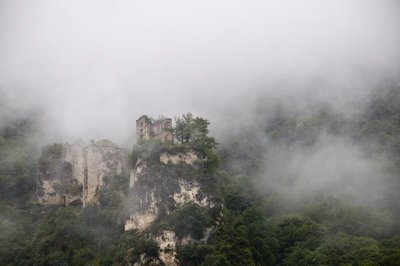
[
  {"x1": 281, "y1": 245, "x2": 323, "y2": 266},
  {"x1": 275, "y1": 216, "x2": 324, "y2": 252},
  {"x1": 37, "y1": 143, "x2": 66, "y2": 180},
  {"x1": 265, "y1": 105, "x2": 344, "y2": 146},
  {"x1": 0, "y1": 120, "x2": 37, "y2": 205},
  {"x1": 202, "y1": 252, "x2": 230, "y2": 266},
  {"x1": 72, "y1": 247, "x2": 95, "y2": 265},
  {"x1": 316, "y1": 234, "x2": 382, "y2": 265},
  {"x1": 304, "y1": 197, "x2": 390, "y2": 238},
  {"x1": 103, "y1": 173, "x2": 130, "y2": 195},
  {"x1": 223, "y1": 175, "x2": 256, "y2": 213},
  {"x1": 0, "y1": 117, "x2": 35, "y2": 140},
  {"x1": 174, "y1": 113, "x2": 218, "y2": 152},
  {"x1": 205, "y1": 149, "x2": 220, "y2": 172},
  {"x1": 40, "y1": 143, "x2": 65, "y2": 161},
  {"x1": 379, "y1": 248, "x2": 400, "y2": 265},
  {"x1": 114, "y1": 230, "x2": 159, "y2": 264},
  {"x1": 177, "y1": 243, "x2": 213, "y2": 266},
  {"x1": 168, "y1": 202, "x2": 212, "y2": 239},
  {"x1": 358, "y1": 87, "x2": 400, "y2": 157}
]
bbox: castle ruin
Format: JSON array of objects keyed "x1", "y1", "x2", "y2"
[{"x1": 136, "y1": 115, "x2": 174, "y2": 143}]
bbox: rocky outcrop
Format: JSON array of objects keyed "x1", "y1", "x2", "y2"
[
  {"x1": 133, "y1": 255, "x2": 163, "y2": 266},
  {"x1": 136, "y1": 115, "x2": 174, "y2": 143},
  {"x1": 125, "y1": 148, "x2": 221, "y2": 266},
  {"x1": 155, "y1": 230, "x2": 179, "y2": 266},
  {"x1": 37, "y1": 140, "x2": 127, "y2": 206},
  {"x1": 125, "y1": 150, "x2": 214, "y2": 231},
  {"x1": 35, "y1": 114, "x2": 222, "y2": 265},
  {"x1": 159, "y1": 151, "x2": 201, "y2": 165}
]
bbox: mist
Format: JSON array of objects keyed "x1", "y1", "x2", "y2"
[
  {"x1": 1, "y1": 0, "x2": 400, "y2": 212},
  {"x1": 1, "y1": 0, "x2": 399, "y2": 147},
  {"x1": 2, "y1": 2, "x2": 400, "y2": 264},
  {"x1": 257, "y1": 133, "x2": 396, "y2": 210}
]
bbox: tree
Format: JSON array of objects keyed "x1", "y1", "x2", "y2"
[{"x1": 174, "y1": 113, "x2": 217, "y2": 152}]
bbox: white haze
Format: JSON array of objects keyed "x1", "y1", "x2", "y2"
[
  {"x1": 1, "y1": 0, "x2": 400, "y2": 209},
  {"x1": 258, "y1": 134, "x2": 396, "y2": 210},
  {"x1": 1, "y1": 0, "x2": 400, "y2": 146}
]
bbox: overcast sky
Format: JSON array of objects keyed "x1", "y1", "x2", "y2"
[{"x1": 1, "y1": 0, "x2": 399, "y2": 145}]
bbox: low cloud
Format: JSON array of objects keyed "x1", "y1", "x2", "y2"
[{"x1": 0, "y1": 0, "x2": 399, "y2": 146}]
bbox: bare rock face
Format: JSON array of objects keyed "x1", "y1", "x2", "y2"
[
  {"x1": 83, "y1": 140, "x2": 126, "y2": 204},
  {"x1": 133, "y1": 255, "x2": 163, "y2": 266},
  {"x1": 125, "y1": 148, "x2": 222, "y2": 266},
  {"x1": 36, "y1": 144, "x2": 78, "y2": 205},
  {"x1": 136, "y1": 115, "x2": 174, "y2": 143},
  {"x1": 37, "y1": 140, "x2": 127, "y2": 206},
  {"x1": 155, "y1": 230, "x2": 179, "y2": 266},
  {"x1": 125, "y1": 150, "x2": 213, "y2": 231},
  {"x1": 159, "y1": 151, "x2": 200, "y2": 165}
]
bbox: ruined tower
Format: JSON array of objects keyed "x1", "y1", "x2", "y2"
[{"x1": 136, "y1": 115, "x2": 174, "y2": 143}]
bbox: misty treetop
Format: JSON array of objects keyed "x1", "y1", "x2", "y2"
[{"x1": 174, "y1": 113, "x2": 218, "y2": 152}]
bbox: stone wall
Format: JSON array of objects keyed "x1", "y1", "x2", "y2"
[{"x1": 136, "y1": 115, "x2": 174, "y2": 143}]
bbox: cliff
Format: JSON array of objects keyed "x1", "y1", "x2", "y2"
[
  {"x1": 125, "y1": 145, "x2": 222, "y2": 265},
  {"x1": 36, "y1": 140, "x2": 127, "y2": 206},
  {"x1": 136, "y1": 115, "x2": 174, "y2": 143},
  {"x1": 35, "y1": 115, "x2": 222, "y2": 265},
  {"x1": 36, "y1": 140, "x2": 222, "y2": 264}
]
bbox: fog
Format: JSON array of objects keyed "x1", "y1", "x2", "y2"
[
  {"x1": 1, "y1": 1, "x2": 400, "y2": 214},
  {"x1": 1, "y1": 0, "x2": 399, "y2": 146},
  {"x1": 258, "y1": 133, "x2": 396, "y2": 210}
]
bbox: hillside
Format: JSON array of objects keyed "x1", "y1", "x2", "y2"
[{"x1": 1, "y1": 89, "x2": 400, "y2": 265}]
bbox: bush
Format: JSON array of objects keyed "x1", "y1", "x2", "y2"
[{"x1": 169, "y1": 202, "x2": 212, "y2": 239}]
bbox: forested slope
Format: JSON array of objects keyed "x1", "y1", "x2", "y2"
[{"x1": 1, "y1": 87, "x2": 400, "y2": 265}]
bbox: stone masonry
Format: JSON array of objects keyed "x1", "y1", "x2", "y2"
[{"x1": 136, "y1": 115, "x2": 174, "y2": 143}]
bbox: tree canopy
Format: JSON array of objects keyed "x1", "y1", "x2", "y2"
[{"x1": 174, "y1": 113, "x2": 217, "y2": 152}]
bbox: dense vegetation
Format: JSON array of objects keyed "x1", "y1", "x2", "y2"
[
  {"x1": 1, "y1": 88, "x2": 400, "y2": 265},
  {"x1": 199, "y1": 87, "x2": 400, "y2": 266},
  {"x1": 174, "y1": 113, "x2": 218, "y2": 152}
]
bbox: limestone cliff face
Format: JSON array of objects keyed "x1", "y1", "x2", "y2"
[
  {"x1": 37, "y1": 140, "x2": 127, "y2": 206},
  {"x1": 125, "y1": 148, "x2": 222, "y2": 266},
  {"x1": 136, "y1": 116, "x2": 174, "y2": 143}
]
